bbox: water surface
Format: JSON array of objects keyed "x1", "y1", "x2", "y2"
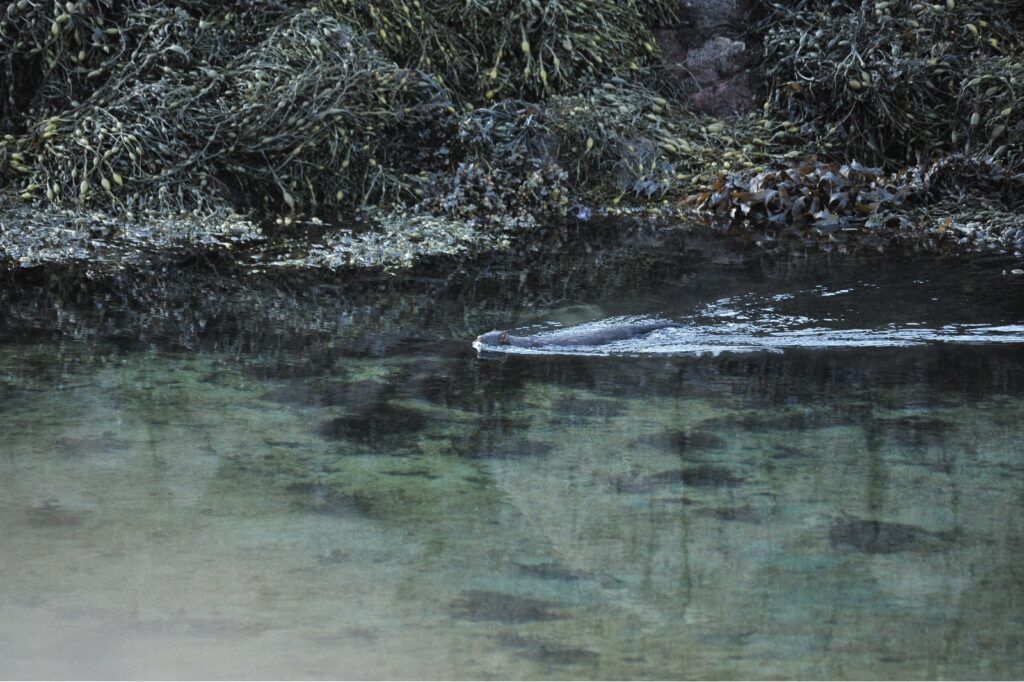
[{"x1": 1, "y1": 249, "x2": 1023, "y2": 679}]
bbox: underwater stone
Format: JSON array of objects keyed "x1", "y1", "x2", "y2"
[
  {"x1": 24, "y1": 500, "x2": 87, "y2": 528},
  {"x1": 317, "y1": 403, "x2": 429, "y2": 449},
  {"x1": 515, "y1": 562, "x2": 585, "y2": 582},
  {"x1": 667, "y1": 429, "x2": 727, "y2": 452},
  {"x1": 770, "y1": 444, "x2": 814, "y2": 460},
  {"x1": 829, "y1": 518, "x2": 941, "y2": 554},
  {"x1": 285, "y1": 481, "x2": 373, "y2": 517},
  {"x1": 695, "y1": 504, "x2": 764, "y2": 522},
  {"x1": 864, "y1": 416, "x2": 958, "y2": 449},
  {"x1": 614, "y1": 464, "x2": 742, "y2": 492},
  {"x1": 450, "y1": 590, "x2": 564, "y2": 624},
  {"x1": 550, "y1": 396, "x2": 624, "y2": 419},
  {"x1": 381, "y1": 468, "x2": 440, "y2": 480},
  {"x1": 262, "y1": 379, "x2": 387, "y2": 409},
  {"x1": 498, "y1": 634, "x2": 598, "y2": 667}
]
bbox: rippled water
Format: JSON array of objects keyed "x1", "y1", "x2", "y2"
[
  {"x1": 1, "y1": 251, "x2": 1023, "y2": 678},
  {"x1": 476, "y1": 283, "x2": 1024, "y2": 356}
]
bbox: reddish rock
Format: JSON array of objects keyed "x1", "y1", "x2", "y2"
[
  {"x1": 653, "y1": 0, "x2": 758, "y2": 117},
  {"x1": 690, "y1": 75, "x2": 757, "y2": 117}
]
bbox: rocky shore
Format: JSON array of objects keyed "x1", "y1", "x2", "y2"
[{"x1": 1, "y1": 0, "x2": 1021, "y2": 277}]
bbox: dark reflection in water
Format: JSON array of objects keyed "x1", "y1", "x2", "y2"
[
  {"x1": 451, "y1": 591, "x2": 566, "y2": 624},
  {"x1": 1, "y1": 247, "x2": 1023, "y2": 678},
  {"x1": 829, "y1": 518, "x2": 948, "y2": 554}
]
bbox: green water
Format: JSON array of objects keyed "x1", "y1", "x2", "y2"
[{"x1": 1, "y1": 253, "x2": 1023, "y2": 679}]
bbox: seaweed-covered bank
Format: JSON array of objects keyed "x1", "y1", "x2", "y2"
[{"x1": 1, "y1": 0, "x2": 1023, "y2": 276}]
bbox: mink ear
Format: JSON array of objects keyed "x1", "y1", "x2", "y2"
[{"x1": 499, "y1": 333, "x2": 509, "y2": 344}]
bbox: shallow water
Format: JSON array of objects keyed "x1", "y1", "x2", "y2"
[{"x1": 2, "y1": 250, "x2": 1024, "y2": 679}]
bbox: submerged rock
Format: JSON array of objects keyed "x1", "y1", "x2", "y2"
[
  {"x1": 829, "y1": 518, "x2": 945, "y2": 554},
  {"x1": 450, "y1": 590, "x2": 564, "y2": 624},
  {"x1": 285, "y1": 481, "x2": 373, "y2": 517},
  {"x1": 695, "y1": 504, "x2": 765, "y2": 523},
  {"x1": 652, "y1": 0, "x2": 756, "y2": 117},
  {"x1": 864, "y1": 416, "x2": 958, "y2": 449},
  {"x1": 317, "y1": 403, "x2": 429, "y2": 450},
  {"x1": 550, "y1": 396, "x2": 624, "y2": 419},
  {"x1": 24, "y1": 500, "x2": 87, "y2": 528},
  {"x1": 381, "y1": 468, "x2": 440, "y2": 480},
  {"x1": 665, "y1": 429, "x2": 727, "y2": 453},
  {"x1": 261, "y1": 379, "x2": 388, "y2": 409},
  {"x1": 498, "y1": 634, "x2": 598, "y2": 667},
  {"x1": 515, "y1": 562, "x2": 585, "y2": 582},
  {"x1": 769, "y1": 444, "x2": 814, "y2": 461},
  {"x1": 613, "y1": 464, "x2": 743, "y2": 492}
]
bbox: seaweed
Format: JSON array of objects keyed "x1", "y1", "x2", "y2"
[
  {"x1": 695, "y1": 153, "x2": 1024, "y2": 253},
  {"x1": 2, "y1": 0, "x2": 1021, "y2": 263},
  {"x1": 754, "y1": 0, "x2": 1024, "y2": 171},
  {"x1": 2, "y1": 6, "x2": 449, "y2": 214}
]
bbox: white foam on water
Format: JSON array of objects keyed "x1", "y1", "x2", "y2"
[{"x1": 476, "y1": 292, "x2": 1024, "y2": 357}]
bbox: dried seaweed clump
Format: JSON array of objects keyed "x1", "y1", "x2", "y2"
[
  {"x1": 325, "y1": 0, "x2": 680, "y2": 101},
  {"x1": 2, "y1": 7, "x2": 449, "y2": 214},
  {"x1": 756, "y1": 0, "x2": 1024, "y2": 170}
]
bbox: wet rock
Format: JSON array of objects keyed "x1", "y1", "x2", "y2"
[
  {"x1": 685, "y1": 37, "x2": 747, "y2": 82},
  {"x1": 317, "y1": 403, "x2": 429, "y2": 450},
  {"x1": 686, "y1": 39, "x2": 756, "y2": 117},
  {"x1": 450, "y1": 590, "x2": 564, "y2": 624},
  {"x1": 652, "y1": 1, "x2": 756, "y2": 117},
  {"x1": 0, "y1": 205, "x2": 261, "y2": 270},
  {"x1": 689, "y1": 76, "x2": 757, "y2": 117},
  {"x1": 829, "y1": 518, "x2": 943, "y2": 554}
]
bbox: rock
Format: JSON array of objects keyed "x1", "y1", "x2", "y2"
[
  {"x1": 515, "y1": 562, "x2": 586, "y2": 582},
  {"x1": 829, "y1": 518, "x2": 944, "y2": 554},
  {"x1": 450, "y1": 590, "x2": 564, "y2": 623},
  {"x1": 612, "y1": 464, "x2": 743, "y2": 492},
  {"x1": 24, "y1": 500, "x2": 88, "y2": 528},
  {"x1": 498, "y1": 634, "x2": 598, "y2": 667},
  {"x1": 285, "y1": 481, "x2": 373, "y2": 517},
  {"x1": 317, "y1": 403, "x2": 429, "y2": 451},
  {"x1": 683, "y1": 0, "x2": 752, "y2": 32},
  {"x1": 685, "y1": 36, "x2": 748, "y2": 84},
  {"x1": 653, "y1": 1, "x2": 757, "y2": 117},
  {"x1": 693, "y1": 77, "x2": 756, "y2": 116}
]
